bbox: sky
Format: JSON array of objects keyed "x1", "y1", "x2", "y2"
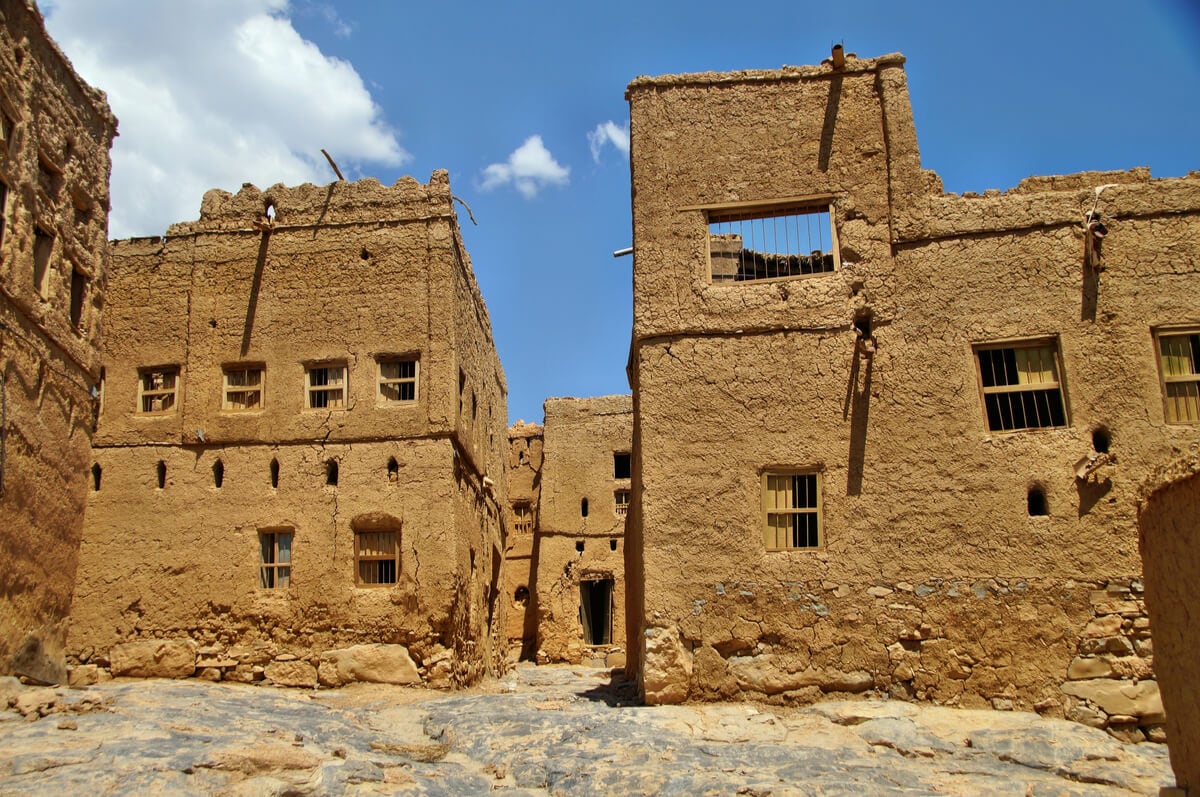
[{"x1": 42, "y1": 0, "x2": 1200, "y2": 425}]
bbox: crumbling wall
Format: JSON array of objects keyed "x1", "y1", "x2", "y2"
[
  {"x1": 0, "y1": 0, "x2": 115, "y2": 682},
  {"x1": 70, "y1": 174, "x2": 508, "y2": 689},
  {"x1": 1139, "y1": 450, "x2": 1200, "y2": 785},
  {"x1": 535, "y1": 395, "x2": 631, "y2": 666},
  {"x1": 503, "y1": 421, "x2": 542, "y2": 659},
  {"x1": 627, "y1": 51, "x2": 1200, "y2": 735}
]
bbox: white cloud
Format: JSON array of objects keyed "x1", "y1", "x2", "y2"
[
  {"x1": 43, "y1": 0, "x2": 406, "y2": 238},
  {"x1": 587, "y1": 120, "x2": 629, "y2": 162},
  {"x1": 479, "y1": 135, "x2": 570, "y2": 199}
]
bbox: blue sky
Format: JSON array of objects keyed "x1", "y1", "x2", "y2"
[{"x1": 45, "y1": 1, "x2": 1200, "y2": 425}]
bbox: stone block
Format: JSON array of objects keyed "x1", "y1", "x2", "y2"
[
  {"x1": 1065, "y1": 701, "x2": 1107, "y2": 728},
  {"x1": 1060, "y1": 678, "x2": 1165, "y2": 723},
  {"x1": 1067, "y1": 656, "x2": 1114, "y2": 680},
  {"x1": 1082, "y1": 615, "x2": 1123, "y2": 638},
  {"x1": 323, "y1": 644, "x2": 420, "y2": 685},
  {"x1": 1078, "y1": 636, "x2": 1134, "y2": 656},
  {"x1": 317, "y1": 661, "x2": 343, "y2": 688},
  {"x1": 110, "y1": 640, "x2": 197, "y2": 679},
  {"x1": 867, "y1": 586, "x2": 893, "y2": 598},
  {"x1": 197, "y1": 668, "x2": 222, "y2": 682},
  {"x1": 643, "y1": 626, "x2": 692, "y2": 705},
  {"x1": 264, "y1": 660, "x2": 317, "y2": 688},
  {"x1": 68, "y1": 665, "x2": 101, "y2": 687},
  {"x1": 606, "y1": 651, "x2": 627, "y2": 669}
]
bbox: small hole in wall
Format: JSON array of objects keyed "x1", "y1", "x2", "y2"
[
  {"x1": 581, "y1": 498, "x2": 588, "y2": 518},
  {"x1": 1092, "y1": 427, "x2": 1111, "y2": 454},
  {"x1": 518, "y1": 450, "x2": 525, "y2": 465},
  {"x1": 854, "y1": 316, "x2": 872, "y2": 339},
  {"x1": 264, "y1": 201, "x2": 275, "y2": 221},
  {"x1": 387, "y1": 457, "x2": 399, "y2": 481},
  {"x1": 270, "y1": 458, "x2": 280, "y2": 488},
  {"x1": 360, "y1": 247, "x2": 370, "y2": 260},
  {"x1": 1027, "y1": 486, "x2": 1048, "y2": 516},
  {"x1": 609, "y1": 539, "x2": 617, "y2": 551},
  {"x1": 326, "y1": 460, "x2": 339, "y2": 486},
  {"x1": 212, "y1": 459, "x2": 224, "y2": 488},
  {"x1": 576, "y1": 540, "x2": 585, "y2": 553},
  {"x1": 514, "y1": 586, "x2": 529, "y2": 607},
  {"x1": 91, "y1": 463, "x2": 102, "y2": 491},
  {"x1": 156, "y1": 460, "x2": 167, "y2": 489}
]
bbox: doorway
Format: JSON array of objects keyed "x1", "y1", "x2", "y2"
[{"x1": 580, "y1": 578, "x2": 613, "y2": 645}]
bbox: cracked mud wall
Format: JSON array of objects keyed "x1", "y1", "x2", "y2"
[
  {"x1": 70, "y1": 174, "x2": 508, "y2": 687},
  {"x1": 627, "y1": 51, "x2": 1200, "y2": 732},
  {"x1": 0, "y1": 0, "x2": 116, "y2": 682},
  {"x1": 534, "y1": 396, "x2": 631, "y2": 665}
]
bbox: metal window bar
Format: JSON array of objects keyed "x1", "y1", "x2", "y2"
[
  {"x1": 308, "y1": 366, "x2": 345, "y2": 408},
  {"x1": 379, "y1": 359, "x2": 417, "y2": 402},
  {"x1": 356, "y1": 530, "x2": 398, "y2": 585},
  {"x1": 763, "y1": 473, "x2": 820, "y2": 549},
  {"x1": 224, "y1": 367, "x2": 262, "y2": 410},
  {"x1": 978, "y1": 346, "x2": 1065, "y2": 431},
  {"x1": 140, "y1": 369, "x2": 178, "y2": 413},
  {"x1": 1160, "y1": 333, "x2": 1200, "y2": 423},
  {"x1": 615, "y1": 490, "x2": 630, "y2": 517},
  {"x1": 709, "y1": 207, "x2": 834, "y2": 282}
]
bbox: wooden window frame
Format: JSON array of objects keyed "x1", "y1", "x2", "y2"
[
  {"x1": 137, "y1": 366, "x2": 179, "y2": 414},
  {"x1": 355, "y1": 529, "x2": 399, "y2": 586},
  {"x1": 614, "y1": 489, "x2": 630, "y2": 517},
  {"x1": 761, "y1": 469, "x2": 822, "y2": 551},
  {"x1": 973, "y1": 338, "x2": 1069, "y2": 433},
  {"x1": 695, "y1": 196, "x2": 840, "y2": 284},
  {"x1": 512, "y1": 501, "x2": 533, "y2": 534},
  {"x1": 1154, "y1": 326, "x2": 1200, "y2": 424},
  {"x1": 377, "y1": 355, "x2": 418, "y2": 404},
  {"x1": 259, "y1": 529, "x2": 292, "y2": 589},
  {"x1": 222, "y1": 364, "x2": 264, "y2": 412},
  {"x1": 305, "y1": 362, "x2": 346, "y2": 410}
]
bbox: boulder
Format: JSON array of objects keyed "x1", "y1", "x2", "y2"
[
  {"x1": 264, "y1": 659, "x2": 317, "y2": 688},
  {"x1": 643, "y1": 626, "x2": 692, "y2": 705},
  {"x1": 110, "y1": 640, "x2": 197, "y2": 678},
  {"x1": 1061, "y1": 679, "x2": 1165, "y2": 723},
  {"x1": 324, "y1": 644, "x2": 421, "y2": 685}
]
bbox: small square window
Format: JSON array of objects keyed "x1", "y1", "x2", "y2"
[
  {"x1": 259, "y1": 530, "x2": 292, "y2": 589},
  {"x1": 614, "y1": 489, "x2": 630, "y2": 517},
  {"x1": 69, "y1": 267, "x2": 87, "y2": 330},
  {"x1": 378, "y1": 356, "x2": 418, "y2": 403},
  {"x1": 708, "y1": 202, "x2": 838, "y2": 282},
  {"x1": 138, "y1": 366, "x2": 179, "y2": 414},
  {"x1": 306, "y1": 363, "x2": 346, "y2": 409},
  {"x1": 762, "y1": 470, "x2": 821, "y2": 550},
  {"x1": 356, "y1": 530, "x2": 398, "y2": 585},
  {"x1": 223, "y1": 365, "x2": 264, "y2": 411},
  {"x1": 512, "y1": 502, "x2": 533, "y2": 533},
  {"x1": 613, "y1": 452, "x2": 631, "y2": 479},
  {"x1": 1156, "y1": 329, "x2": 1200, "y2": 423},
  {"x1": 975, "y1": 341, "x2": 1067, "y2": 432}
]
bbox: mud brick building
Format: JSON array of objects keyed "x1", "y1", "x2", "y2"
[
  {"x1": 625, "y1": 50, "x2": 1200, "y2": 741},
  {"x1": 70, "y1": 173, "x2": 510, "y2": 688},
  {"x1": 0, "y1": 0, "x2": 116, "y2": 683},
  {"x1": 503, "y1": 419, "x2": 543, "y2": 660}
]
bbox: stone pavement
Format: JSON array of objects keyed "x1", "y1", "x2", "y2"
[{"x1": 0, "y1": 665, "x2": 1176, "y2": 795}]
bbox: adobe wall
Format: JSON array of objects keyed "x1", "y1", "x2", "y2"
[
  {"x1": 535, "y1": 395, "x2": 631, "y2": 665},
  {"x1": 70, "y1": 174, "x2": 509, "y2": 688},
  {"x1": 628, "y1": 51, "x2": 1199, "y2": 739},
  {"x1": 0, "y1": 0, "x2": 115, "y2": 682},
  {"x1": 1139, "y1": 450, "x2": 1200, "y2": 788},
  {"x1": 503, "y1": 421, "x2": 542, "y2": 659}
]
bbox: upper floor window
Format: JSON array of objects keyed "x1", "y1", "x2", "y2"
[
  {"x1": 707, "y1": 200, "x2": 837, "y2": 283},
  {"x1": 613, "y1": 452, "x2": 631, "y2": 479},
  {"x1": 356, "y1": 529, "x2": 398, "y2": 585},
  {"x1": 378, "y1": 356, "x2": 418, "y2": 403},
  {"x1": 513, "y1": 501, "x2": 533, "y2": 533},
  {"x1": 259, "y1": 529, "x2": 292, "y2": 589},
  {"x1": 223, "y1": 365, "x2": 263, "y2": 411},
  {"x1": 306, "y1": 363, "x2": 345, "y2": 409},
  {"x1": 1156, "y1": 328, "x2": 1200, "y2": 423},
  {"x1": 762, "y1": 470, "x2": 821, "y2": 550},
  {"x1": 975, "y1": 341, "x2": 1067, "y2": 432},
  {"x1": 138, "y1": 366, "x2": 179, "y2": 414},
  {"x1": 33, "y1": 227, "x2": 54, "y2": 299},
  {"x1": 614, "y1": 489, "x2": 630, "y2": 517}
]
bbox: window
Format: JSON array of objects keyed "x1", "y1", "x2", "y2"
[
  {"x1": 975, "y1": 341, "x2": 1067, "y2": 432},
  {"x1": 223, "y1": 365, "x2": 263, "y2": 411},
  {"x1": 707, "y1": 202, "x2": 837, "y2": 282},
  {"x1": 613, "y1": 452, "x2": 631, "y2": 479},
  {"x1": 33, "y1": 227, "x2": 54, "y2": 298},
  {"x1": 614, "y1": 489, "x2": 630, "y2": 517},
  {"x1": 138, "y1": 366, "x2": 179, "y2": 413},
  {"x1": 305, "y1": 363, "x2": 345, "y2": 409},
  {"x1": 69, "y1": 267, "x2": 87, "y2": 330},
  {"x1": 513, "y1": 502, "x2": 533, "y2": 533},
  {"x1": 378, "y1": 357, "x2": 418, "y2": 403},
  {"x1": 762, "y1": 470, "x2": 821, "y2": 550},
  {"x1": 355, "y1": 530, "x2": 398, "y2": 585},
  {"x1": 259, "y1": 530, "x2": 292, "y2": 589},
  {"x1": 1157, "y1": 329, "x2": 1200, "y2": 423}
]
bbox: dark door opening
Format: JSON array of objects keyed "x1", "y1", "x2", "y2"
[{"x1": 580, "y1": 578, "x2": 613, "y2": 645}]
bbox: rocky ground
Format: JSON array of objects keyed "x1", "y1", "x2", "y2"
[{"x1": 0, "y1": 665, "x2": 1177, "y2": 795}]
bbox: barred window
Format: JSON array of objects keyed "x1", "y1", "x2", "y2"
[
  {"x1": 223, "y1": 365, "x2": 263, "y2": 411},
  {"x1": 762, "y1": 471, "x2": 821, "y2": 550},
  {"x1": 976, "y1": 342, "x2": 1067, "y2": 432},
  {"x1": 138, "y1": 366, "x2": 179, "y2": 413},
  {"x1": 513, "y1": 502, "x2": 533, "y2": 534},
  {"x1": 1157, "y1": 329, "x2": 1200, "y2": 423},
  {"x1": 306, "y1": 363, "x2": 345, "y2": 409},
  {"x1": 614, "y1": 489, "x2": 630, "y2": 517},
  {"x1": 259, "y1": 530, "x2": 292, "y2": 589},
  {"x1": 708, "y1": 202, "x2": 837, "y2": 283},
  {"x1": 378, "y1": 357, "x2": 418, "y2": 403},
  {"x1": 356, "y1": 530, "x2": 398, "y2": 585}
]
